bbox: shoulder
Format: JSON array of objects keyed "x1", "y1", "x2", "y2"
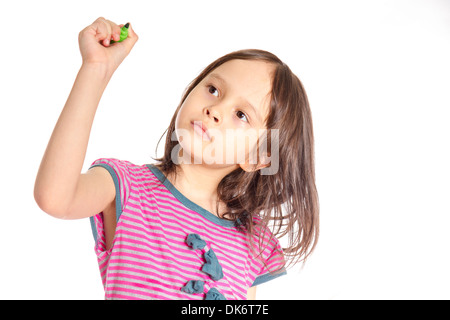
[
  {"x1": 89, "y1": 158, "x2": 156, "y2": 180},
  {"x1": 88, "y1": 158, "x2": 161, "y2": 203},
  {"x1": 90, "y1": 157, "x2": 137, "y2": 171}
]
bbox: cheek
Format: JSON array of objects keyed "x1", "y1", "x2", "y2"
[
  {"x1": 234, "y1": 130, "x2": 260, "y2": 156},
  {"x1": 210, "y1": 129, "x2": 260, "y2": 163},
  {"x1": 175, "y1": 104, "x2": 191, "y2": 132}
]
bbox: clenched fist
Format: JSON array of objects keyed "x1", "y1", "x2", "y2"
[{"x1": 78, "y1": 17, "x2": 138, "y2": 73}]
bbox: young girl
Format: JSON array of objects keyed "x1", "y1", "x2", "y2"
[{"x1": 34, "y1": 17, "x2": 319, "y2": 300}]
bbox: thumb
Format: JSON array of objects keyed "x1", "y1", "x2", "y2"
[
  {"x1": 110, "y1": 23, "x2": 139, "y2": 66},
  {"x1": 121, "y1": 23, "x2": 139, "y2": 52}
]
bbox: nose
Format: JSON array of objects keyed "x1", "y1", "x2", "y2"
[{"x1": 205, "y1": 106, "x2": 221, "y2": 124}]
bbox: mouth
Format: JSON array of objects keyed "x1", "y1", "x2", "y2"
[{"x1": 191, "y1": 121, "x2": 211, "y2": 141}]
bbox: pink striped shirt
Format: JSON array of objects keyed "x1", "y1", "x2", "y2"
[{"x1": 89, "y1": 158, "x2": 286, "y2": 300}]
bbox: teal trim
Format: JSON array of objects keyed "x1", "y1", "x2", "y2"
[
  {"x1": 89, "y1": 216, "x2": 98, "y2": 243},
  {"x1": 251, "y1": 268, "x2": 287, "y2": 287},
  {"x1": 146, "y1": 164, "x2": 236, "y2": 228},
  {"x1": 88, "y1": 163, "x2": 124, "y2": 242}
]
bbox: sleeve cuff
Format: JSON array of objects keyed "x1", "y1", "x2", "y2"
[
  {"x1": 251, "y1": 268, "x2": 287, "y2": 287},
  {"x1": 88, "y1": 163, "x2": 123, "y2": 244}
]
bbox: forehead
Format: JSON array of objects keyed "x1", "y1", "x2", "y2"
[{"x1": 205, "y1": 59, "x2": 275, "y2": 125}]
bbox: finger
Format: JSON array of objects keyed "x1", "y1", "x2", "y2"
[
  {"x1": 93, "y1": 17, "x2": 111, "y2": 37},
  {"x1": 104, "y1": 19, "x2": 122, "y2": 42},
  {"x1": 92, "y1": 17, "x2": 116, "y2": 46},
  {"x1": 114, "y1": 24, "x2": 124, "y2": 40},
  {"x1": 90, "y1": 17, "x2": 112, "y2": 46},
  {"x1": 110, "y1": 23, "x2": 137, "y2": 45},
  {"x1": 101, "y1": 19, "x2": 115, "y2": 46},
  {"x1": 110, "y1": 23, "x2": 138, "y2": 59}
]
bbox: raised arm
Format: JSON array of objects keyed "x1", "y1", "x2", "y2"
[{"x1": 34, "y1": 17, "x2": 138, "y2": 219}]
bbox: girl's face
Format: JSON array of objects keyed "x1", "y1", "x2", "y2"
[{"x1": 174, "y1": 59, "x2": 275, "y2": 170}]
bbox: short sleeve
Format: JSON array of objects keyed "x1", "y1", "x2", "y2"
[
  {"x1": 88, "y1": 158, "x2": 133, "y2": 256},
  {"x1": 251, "y1": 234, "x2": 287, "y2": 287}
]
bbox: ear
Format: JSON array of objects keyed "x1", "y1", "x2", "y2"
[{"x1": 239, "y1": 152, "x2": 271, "y2": 173}]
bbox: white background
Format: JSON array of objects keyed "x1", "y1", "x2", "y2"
[{"x1": 1, "y1": 0, "x2": 449, "y2": 299}]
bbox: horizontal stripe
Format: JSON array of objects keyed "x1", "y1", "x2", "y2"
[{"x1": 89, "y1": 158, "x2": 287, "y2": 300}]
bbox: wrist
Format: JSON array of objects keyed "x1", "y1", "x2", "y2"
[{"x1": 80, "y1": 62, "x2": 115, "y2": 81}]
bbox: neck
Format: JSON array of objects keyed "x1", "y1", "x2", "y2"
[{"x1": 166, "y1": 162, "x2": 239, "y2": 216}]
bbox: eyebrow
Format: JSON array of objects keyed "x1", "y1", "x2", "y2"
[{"x1": 208, "y1": 73, "x2": 263, "y2": 124}]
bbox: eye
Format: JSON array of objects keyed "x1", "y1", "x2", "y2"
[
  {"x1": 236, "y1": 110, "x2": 249, "y2": 123},
  {"x1": 208, "y1": 85, "x2": 219, "y2": 97}
]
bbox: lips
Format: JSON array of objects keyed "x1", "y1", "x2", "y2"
[{"x1": 191, "y1": 121, "x2": 211, "y2": 140}]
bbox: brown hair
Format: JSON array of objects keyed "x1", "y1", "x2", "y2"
[{"x1": 152, "y1": 49, "x2": 319, "y2": 270}]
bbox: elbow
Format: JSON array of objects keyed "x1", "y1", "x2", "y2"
[{"x1": 33, "y1": 186, "x2": 69, "y2": 219}]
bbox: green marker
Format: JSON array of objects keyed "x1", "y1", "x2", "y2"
[{"x1": 111, "y1": 22, "x2": 129, "y2": 43}]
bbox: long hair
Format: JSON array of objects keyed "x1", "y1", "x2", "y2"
[{"x1": 152, "y1": 49, "x2": 319, "y2": 270}]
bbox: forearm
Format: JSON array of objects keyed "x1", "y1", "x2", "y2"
[{"x1": 34, "y1": 63, "x2": 113, "y2": 216}]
